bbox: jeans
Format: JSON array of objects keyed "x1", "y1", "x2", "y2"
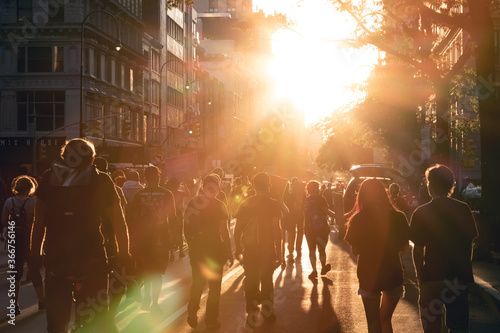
[
  {"x1": 242, "y1": 249, "x2": 275, "y2": 317},
  {"x1": 45, "y1": 272, "x2": 108, "y2": 333},
  {"x1": 418, "y1": 279, "x2": 470, "y2": 333},
  {"x1": 188, "y1": 256, "x2": 223, "y2": 324}
]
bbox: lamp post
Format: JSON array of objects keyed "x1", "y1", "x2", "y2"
[
  {"x1": 158, "y1": 58, "x2": 186, "y2": 147},
  {"x1": 80, "y1": 10, "x2": 121, "y2": 138}
]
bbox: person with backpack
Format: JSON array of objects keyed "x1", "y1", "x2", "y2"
[
  {"x1": 234, "y1": 172, "x2": 283, "y2": 327},
  {"x1": 30, "y1": 138, "x2": 130, "y2": 332},
  {"x1": 2, "y1": 175, "x2": 45, "y2": 316},
  {"x1": 303, "y1": 180, "x2": 335, "y2": 280}
]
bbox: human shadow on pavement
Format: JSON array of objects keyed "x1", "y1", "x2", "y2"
[{"x1": 306, "y1": 276, "x2": 342, "y2": 333}]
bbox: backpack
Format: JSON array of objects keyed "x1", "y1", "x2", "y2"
[
  {"x1": 42, "y1": 167, "x2": 112, "y2": 279},
  {"x1": 8, "y1": 197, "x2": 30, "y2": 233}
]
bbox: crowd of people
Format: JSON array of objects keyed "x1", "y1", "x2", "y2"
[{"x1": 1, "y1": 138, "x2": 478, "y2": 333}]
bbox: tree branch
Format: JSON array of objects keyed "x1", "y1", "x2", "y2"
[{"x1": 417, "y1": 1, "x2": 469, "y2": 30}]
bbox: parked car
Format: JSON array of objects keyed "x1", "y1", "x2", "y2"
[{"x1": 342, "y1": 164, "x2": 406, "y2": 215}]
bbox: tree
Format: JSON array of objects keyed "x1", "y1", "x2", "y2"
[
  {"x1": 333, "y1": 0, "x2": 500, "y2": 246},
  {"x1": 314, "y1": 105, "x2": 381, "y2": 171}
]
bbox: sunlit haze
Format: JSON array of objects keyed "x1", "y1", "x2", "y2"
[{"x1": 254, "y1": 0, "x2": 379, "y2": 126}]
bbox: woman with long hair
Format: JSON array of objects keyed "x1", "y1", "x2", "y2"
[{"x1": 344, "y1": 179, "x2": 409, "y2": 333}]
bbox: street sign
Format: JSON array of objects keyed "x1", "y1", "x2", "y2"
[{"x1": 154, "y1": 152, "x2": 165, "y2": 164}]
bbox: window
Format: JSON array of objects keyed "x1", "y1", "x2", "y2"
[
  {"x1": 96, "y1": 54, "x2": 102, "y2": 79},
  {"x1": 167, "y1": 52, "x2": 184, "y2": 76},
  {"x1": 152, "y1": 81, "x2": 160, "y2": 105},
  {"x1": 115, "y1": 62, "x2": 122, "y2": 87},
  {"x1": 152, "y1": 50, "x2": 160, "y2": 72},
  {"x1": 17, "y1": 46, "x2": 64, "y2": 73},
  {"x1": 84, "y1": 48, "x2": 90, "y2": 74},
  {"x1": 106, "y1": 58, "x2": 112, "y2": 82},
  {"x1": 167, "y1": 87, "x2": 183, "y2": 108},
  {"x1": 144, "y1": 79, "x2": 150, "y2": 103},
  {"x1": 129, "y1": 68, "x2": 134, "y2": 91},
  {"x1": 17, "y1": 91, "x2": 65, "y2": 131},
  {"x1": 134, "y1": 70, "x2": 143, "y2": 94},
  {"x1": 17, "y1": 0, "x2": 32, "y2": 22},
  {"x1": 166, "y1": 17, "x2": 184, "y2": 43}
]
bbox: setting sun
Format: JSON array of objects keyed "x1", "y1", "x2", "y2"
[{"x1": 256, "y1": 0, "x2": 379, "y2": 126}]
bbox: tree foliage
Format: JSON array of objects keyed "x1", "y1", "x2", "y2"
[{"x1": 314, "y1": 0, "x2": 488, "y2": 168}]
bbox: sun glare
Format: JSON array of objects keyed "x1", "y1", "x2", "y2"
[{"x1": 256, "y1": 0, "x2": 379, "y2": 126}]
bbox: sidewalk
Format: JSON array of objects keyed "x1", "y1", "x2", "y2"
[{"x1": 472, "y1": 259, "x2": 500, "y2": 309}]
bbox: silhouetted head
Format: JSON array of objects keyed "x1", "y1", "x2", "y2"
[
  {"x1": 425, "y1": 164, "x2": 455, "y2": 197},
  {"x1": 306, "y1": 180, "x2": 321, "y2": 196},
  {"x1": 203, "y1": 174, "x2": 220, "y2": 198},
  {"x1": 355, "y1": 178, "x2": 394, "y2": 213},
  {"x1": 94, "y1": 157, "x2": 108, "y2": 173},
  {"x1": 125, "y1": 169, "x2": 140, "y2": 182},
  {"x1": 212, "y1": 167, "x2": 224, "y2": 180},
  {"x1": 144, "y1": 166, "x2": 160, "y2": 186},
  {"x1": 252, "y1": 172, "x2": 271, "y2": 193},
  {"x1": 389, "y1": 183, "x2": 400, "y2": 195},
  {"x1": 234, "y1": 177, "x2": 242, "y2": 187},
  {"x1": 11, "y1": 175, "x2": 37, "y2": 196},
  {"x1": 166, "y1": 178, "x2": 180, "y2": 191},
  {"x1": 112, "y1": 169, "x2": 125, "y2": 179},
  {"x1": 61, "y1": 138, "x2": 96, "y2": 169}
]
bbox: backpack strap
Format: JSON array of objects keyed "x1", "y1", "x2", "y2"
[
  {"x1": 10, "y1": 197, "x2": 29, "y2": 210},
  {"x1": 20, "y1": 197, "x2": 29, "y2": 211}
]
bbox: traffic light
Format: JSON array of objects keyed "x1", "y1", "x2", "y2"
[
  {"x1": 122, "y1": 120, "x2": 131, "y2": 137},
  {"x1": 193, "y1": 122, "x2": 201, "y2": 137},
  {"x1": 188, "y1": 123, "x2": 194, "y2": 135},
  {"x1": 80, "y1": 122, "x2": 88, "y2": 137},
  {"x1": 92, "y1": 120, "x2": 102, "y2": 137},
  {"x1": 39, "y1": 143, "x2": 48, "y2": 160}
]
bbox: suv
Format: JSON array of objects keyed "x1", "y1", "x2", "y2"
[{"x1": 342, "y1": 164, "x2": 405, "y2": 215}]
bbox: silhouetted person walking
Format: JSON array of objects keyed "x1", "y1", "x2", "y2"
[
  {"x1": 234, "y1": 172, "x2": 282, "y2": 327},
  {"x1": 304, "y1": 180, "x2": 335, "y2": 279},
  {"x1": 129, "y1": 166, "x2": 175, "y2": 313},
  {"x1": 165, "y1": 178, "x2": 189, "y2": 261},
  {"x1": 282, "y1": 177, "x2": 306, "y2": 264},
  {"x1": 184, "y1": 174, "x2": 233, "y2": 329},
  {"x1": 410, "y1": 164, "x2": 478, "y2": 333},
  {"x1": 2, "y1": 175, "x2": 44, "y2": 315},
  {"x1": 345, "y1": 179, "x2": 410, "y2": 333},
  {"x1": 31, "y1": 138, "x2": 130, "y2": 332}
]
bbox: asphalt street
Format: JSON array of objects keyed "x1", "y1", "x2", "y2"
[{"x1": 1, "y1": 224, "x2": 499, "y2": 332}]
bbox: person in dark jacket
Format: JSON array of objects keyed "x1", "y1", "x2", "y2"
[
  {"x1": 234, "y1": 172, "x2": 283, "y2": 327},
  {"x1": 410, "y1": 164, "x2": 478, "y2": 333},
  {"x1": 31, "y1": 138, "x2": 130, "y2": 332},
  {"x1": 184, "y1": 174, "x2": 233, "y2": 329}
]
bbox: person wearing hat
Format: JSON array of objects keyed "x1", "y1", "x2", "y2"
[
  {"x1": 184, "y1": 174, "x2": 233, "y2": 329},
  {"x1": 234, "y1": 172, "x2": 283, "y2": 327}
]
